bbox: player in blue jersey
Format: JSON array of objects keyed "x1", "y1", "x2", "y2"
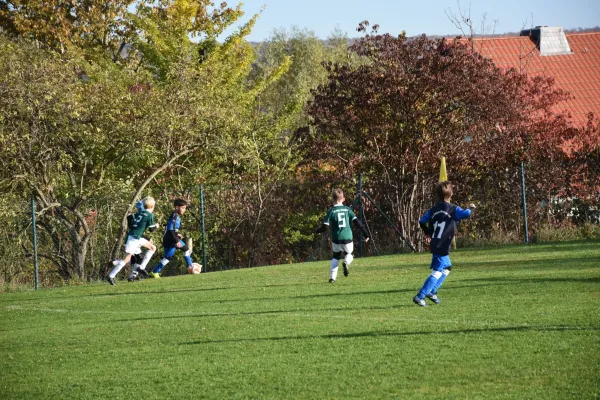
[
  {"x1": 316, "y1": 188, "x2": 370, "y2": 283},
  {"x1": 149, "y1": 199, "x2": 194, "y2": 278},
  {"x1": 413, "y1": 181, "x2": 476, "y2": 306}
]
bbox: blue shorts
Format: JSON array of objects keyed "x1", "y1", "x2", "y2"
[
  {"x1": 430, "y1": 255, "x2": 451, "y2": 272},
  {"x1": 164, "y1": 240, "x2": 186, "y2": 258}
]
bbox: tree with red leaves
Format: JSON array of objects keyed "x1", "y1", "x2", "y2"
[{"x1": 306, "y1": 24, "x2": 585, "y2": 247}]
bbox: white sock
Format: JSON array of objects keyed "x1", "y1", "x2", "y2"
[
  {"x1": 330, "y1": 259, "x2": 339, "y2": 280},
  {"x1": 109, "y1": 260, "x2": 126, "y2": 279},
  {"x1": 344, "y1": 253, "x2": 354, "y2": 265},
  {"x1": 138, "y1": 250, "x2": 155, "y2": 270}
]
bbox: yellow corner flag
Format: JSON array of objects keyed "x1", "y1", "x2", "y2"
[
  {"x1": 439, "y1": 156, "x2": 448, "y2": 182},
  {"x1": 439, "y1": 157, "x2": 456, "y2": 249}
]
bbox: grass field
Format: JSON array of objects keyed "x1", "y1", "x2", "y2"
[{"x1": 1, "y1": 241, "x2": 599, "y2": 399}]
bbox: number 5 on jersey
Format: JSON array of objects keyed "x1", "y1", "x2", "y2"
[{"x1": 337, "y1": 212, "x2": 346, "y2": 228}]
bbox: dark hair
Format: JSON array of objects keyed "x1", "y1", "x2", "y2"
[
  {"x1": 174, "y1": 198, "x2": 188, "y2": 207},
  {"x1": 436, "y1": 181, "x2": 453, "y2": 202},
  {"x1": 332, "y1": 188, "x2": 344, "y2": 202}
]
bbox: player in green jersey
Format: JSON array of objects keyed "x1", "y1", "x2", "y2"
[
  {"x1": 107, "y1": 197, "x2": 159, "y2": 285},
  {"x1": 316, "y1": 188, "x2": 370, "y2": 283}
]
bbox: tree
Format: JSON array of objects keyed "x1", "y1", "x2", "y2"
[
  {"x1": 0, "y1": 1, "x2": 300, "y2": 280},
  {"x1": 0, "y1": 0, "x2": 134, "y2": 56},
  {"x1": 306, "y1": 25, "x2": 577, "y2": 248},
  {"x1": 0, "y1": 36, "x2": 147, "y2": 279}
]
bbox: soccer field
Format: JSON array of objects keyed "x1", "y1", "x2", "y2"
[{"x1": 1, "y1": 241, "x2": 599, "y2": 399}]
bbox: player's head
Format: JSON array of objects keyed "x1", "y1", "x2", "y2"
[
  {"x1": 142, "y1": 196, "x2": 155, "y2": 211},
  {"x1": 436, "y1": 181, "x2": 453, "y2": 202},
  {"x1": 174, "y1": 198, "x2": 187, "y2": 215},
  {"x1": 332, "y1": 188, "x2": 345, "y2": 204}
]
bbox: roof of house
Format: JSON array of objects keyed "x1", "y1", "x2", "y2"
[{"x1": 472, "y1": 31, "x2": 600, "y2": 125}]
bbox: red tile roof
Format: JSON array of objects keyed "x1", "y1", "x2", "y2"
[{"x1": 473, "y1": 32, "x2": 600, "y2": 125}]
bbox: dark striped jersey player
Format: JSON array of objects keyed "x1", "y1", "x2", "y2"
[
  {"x1": 413, "y1": 181, "x2": 476, "y2": 306},
  {"x1": 316, "y1": 188, "x2": 370, "y2": 283},
  {"x1": 150, "y1": 198, "x2": 194, "y2": 278}
]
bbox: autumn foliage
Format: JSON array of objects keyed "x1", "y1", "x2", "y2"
[
  {"x1": 0, "y1": 7, "x2": 599, "y2": 284},
  {"x1": 306, "y1": 24, "x2": 599, "y2": 248}
]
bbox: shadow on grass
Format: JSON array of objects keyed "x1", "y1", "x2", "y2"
[
  {"x1": 113, "y1": 302, "x2": 414, "y2": 323},
  {"x1": 85, "y1": 280, "x2": 353, "y2": 299},
  {"x1": 0, "y1": 285, "x2": 235, "y2": 304},
  {"x1": 459, "y1": 276, "x2": 600, "y2": 284},
  {"x1": 457, "y1": 256, "x2": 598, "y2": 270},
  {"x1": 180, "y1": 324, "x2": 600, "y2": 346},
  {"x1": 0, "y1": 281, "x2": 327, "y2": 304},
  {"x1": 455, "y1": 240, "x2": 600, "y2": 256},
  {"x1": 93, "y1": 257, "x2": 600, "y2": 303},
  {"x1": 78, "y1": 285, "x2": 419, "y2": 306}
]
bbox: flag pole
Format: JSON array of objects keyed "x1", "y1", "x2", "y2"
[{"x1": 439, "y1": 157, "x2": 456, "y2": 249}]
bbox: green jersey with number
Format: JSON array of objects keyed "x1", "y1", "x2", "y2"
[
  {"x1": 324, "y1": 205, "x2": 357, "y2": 244},
  {"x1": 127, "y1": 210, "x2": 156, "y2": 239}
]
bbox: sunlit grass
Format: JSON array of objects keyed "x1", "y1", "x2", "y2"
[{"x1": 1, "y1": 240, "x2": 599, "y2": 399}]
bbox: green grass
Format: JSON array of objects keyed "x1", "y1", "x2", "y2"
[{"x1": 1, "y1": 241, "x2": 599, "y2": 399}]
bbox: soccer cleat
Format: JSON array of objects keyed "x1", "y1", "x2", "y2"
[
  {"x1": 136, "y1": 266, "x2": 149, "y2": 279},
  {"x1": 328, "y1": 278, "x2": 336, "y2": 283},
  {"x1": 149, "y1": 272, "x2": 160, "y2": 279},
  {"x1": 413, "y1": 295, "x2": 427, "y2": 307},
  {"x1": 106, "y1": 276, "x2": 116, "y2": 286},
  {"x1": 426, "y1": 293, "x2": 440, "y2": 304},
  {"x1": 342, "y1": 262, "x2": 349, "y2": 277}
]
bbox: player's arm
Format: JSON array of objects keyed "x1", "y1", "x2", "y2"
[
  {"x1": 455, "y1": 204, "x2": 476, "y2": 221},
  {"x1": 147, "y1": 214, "x2": 159, "y2": 232},
  {"x1": 315, "y1": 223, "x2": 328, "y2": 234},
  {"x1": 351, "y1": 217, "x2": 370, "y2": 240},
  {"x1": 348, "y1": 209, "x2": 369, "y2": 240},
  {"x1": 165, "y1": 215, "x2": 179, "y2": 242},
  {"x1": 166, "y1": 227, "x2": 179, "y2": 242},
  {"x1": 174, "y1": 216, "x2": 184, "y2": 247},
  {"x1": 315, "y1": 210, "x2": 331, "y2": 234},
  {"x1": 175, "y1": 216, "x2": 183, "y2": 238},
  {"x1": 127, "y1": 214, "x2": 134, "y2": 230},
  {"x1": 419, "y1": 210, "x2": 431, "y2": 234}
]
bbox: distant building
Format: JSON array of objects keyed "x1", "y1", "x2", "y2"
[{"x1": 472, "y1": 27, "x2": 600, "y2": 126}]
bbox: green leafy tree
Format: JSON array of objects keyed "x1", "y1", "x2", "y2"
[
  {"x1": 0, "y1": 36, "x2": 150, "y2": 279},
  {"x1": 0, "y1": 0, "x2": 134, "y2": 56},
  {"x1": 0, "y1": 1, "x2": 301, "y2": 281}
]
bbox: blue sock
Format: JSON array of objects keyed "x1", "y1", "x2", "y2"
[
  {"x1": 417, "y1": 271, "x2": 444, "y2": 299},
  {"x1": 151, "y1": 264, "x2": 162, "y2": 274},
  {"x1": 152, "y1": 259, "x2": 169, "y2": 274},
  {"x1": 431, "y1": 270, "x2": 450, "y2": 295},
  {"x1": 184, "y1": 256, "x2": 192, "y2": 266}
]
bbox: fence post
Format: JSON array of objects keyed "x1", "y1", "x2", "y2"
[
  {"x1": 31, "y1": 195, "x2": 39, "y2": 290},
  {"x1": 361, "y1": 190, "x2": 416, "y2": 252},
  {"x1": 357, "y1": 172, "x2": 363, "y2": 257},
  {"x1": 200, "y1": 184, "x2": 207, "y2": 272},
  {"x1": 520, "y1": 162, "x2": 529, "y2": 243}
]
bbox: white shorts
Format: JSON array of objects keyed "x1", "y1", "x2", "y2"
[
  {"x1": 332, "y1": 242, "x2": 353, "y2": 255},
  {"x1": 124, "y1": 236, "x2": 150, "y2": 255}
]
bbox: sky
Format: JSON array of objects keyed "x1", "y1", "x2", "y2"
[{"x1": 220, "y1": 0, "x2": 600, "y2": 41}]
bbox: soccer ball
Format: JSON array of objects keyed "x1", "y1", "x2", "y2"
[{"x1": 188, "y1": 263, "x2": 202, "y2": 274}]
